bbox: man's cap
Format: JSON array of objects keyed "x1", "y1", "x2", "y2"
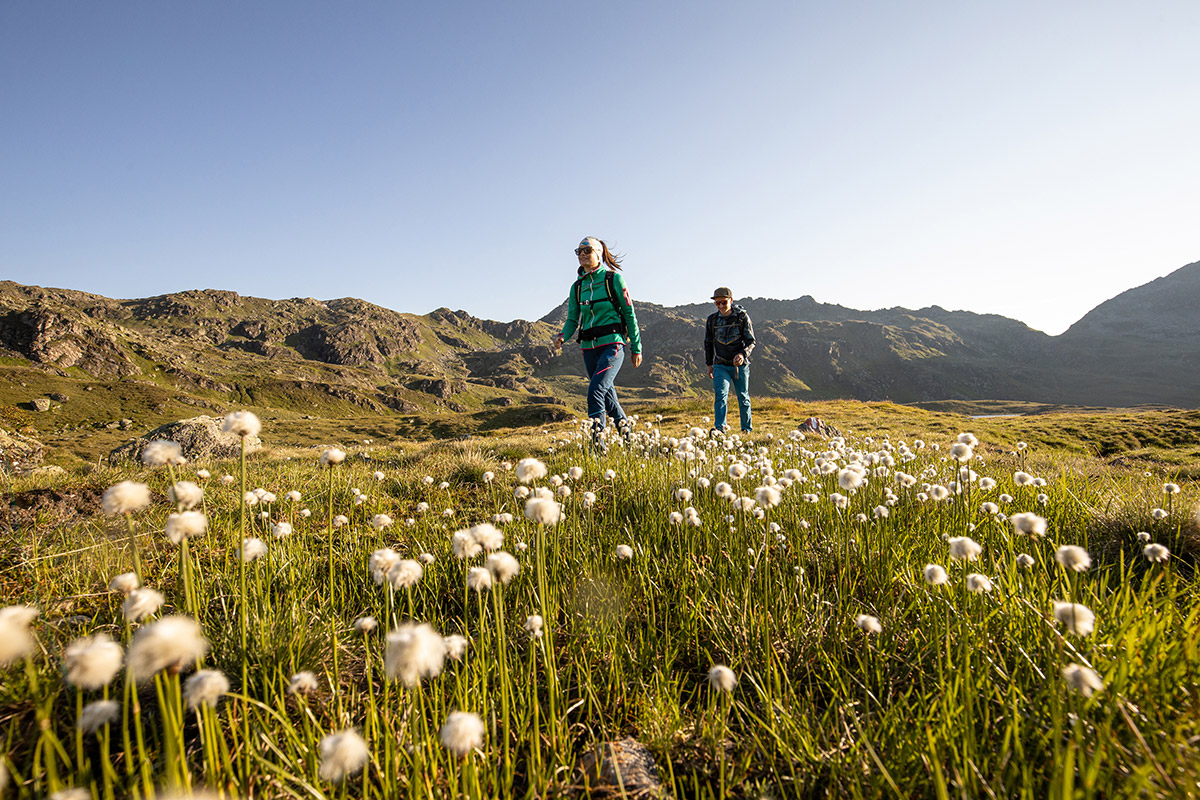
[{"x1": 711, "y1": 287, "x2": 733, "y2": 299}]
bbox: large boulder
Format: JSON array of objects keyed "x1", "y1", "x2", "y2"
[{"x1": 109, "y1": 415, "x2": 262, "y2": 463}]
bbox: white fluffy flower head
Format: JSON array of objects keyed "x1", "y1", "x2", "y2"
[
  {"x1": 440, "y1": 711, "x2": 485, "y2": 757},
  {"x1": 102, "y1": 481, "x2": 151, "y2": 515},
  {"x1": 222, "y1": 410, "x2": 262, "y2": 438}
]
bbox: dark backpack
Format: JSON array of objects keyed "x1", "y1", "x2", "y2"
[{"x1": 572, "y1": 269, "x2": 629, "y2": 341}]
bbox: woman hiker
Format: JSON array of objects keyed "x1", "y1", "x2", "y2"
[{"x1": 554, "y1": 236, "x2": 642, "y2": 449}]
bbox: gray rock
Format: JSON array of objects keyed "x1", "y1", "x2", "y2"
[
  {"x1": 578, "y1": 738, "x2": 665, "y2": 798},
  {"x1": 119, "y1": 419, "x2": 133, "y2": 430},
  {"x1": 0, "y1": 428, "x2": 45, "y2": 472},
  {"x1": 32, "y1": 398, "x2": 51, "y2": 412},
  {"x1": 49, "y1": 392, "x2": 69, "y2": 402},
  {"x1": 22, "y1": 464, "x2": 67, "y2": 478},
  {"x1": 109, "y1": 415, "x2": 263, "y2": 463}
]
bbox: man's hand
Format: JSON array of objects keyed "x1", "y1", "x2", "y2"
[
  {"x1": 707, "y1": 365, "x2": 714, "y2": 378},
  {"x1": 733, "y1": 354, "x2": 745, "y2": 366},
  {"x1": 632, "y1": 353, "x2": 643, "y2": 368},
  {"x1": 553, "y1": 334, "x2": 564, "y2": 352}
]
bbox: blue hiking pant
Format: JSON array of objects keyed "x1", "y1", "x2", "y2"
[
  {"x1": 582, "y1": 343, "x2": 626, "y2": 436},
  {"x1": 713, "y1": 363, "x2": 752, "y2": 432}
]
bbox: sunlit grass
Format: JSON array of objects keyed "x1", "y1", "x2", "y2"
[{"x1": 1, "y1": 407, "x2": 1197, "y2": 798}]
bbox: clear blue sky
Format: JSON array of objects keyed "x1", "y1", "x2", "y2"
[{"x1": 2, "y1": 1, "x2": 1197, "y2": 335}]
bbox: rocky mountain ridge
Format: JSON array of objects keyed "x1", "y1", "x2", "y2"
[{"x1": 1, "y1": 260, "x2": 1197, "y2": 431}]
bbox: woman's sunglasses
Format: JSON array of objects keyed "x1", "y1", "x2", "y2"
[{"x1": 574, "y1": 246, "x2": 595, "y2": 256}]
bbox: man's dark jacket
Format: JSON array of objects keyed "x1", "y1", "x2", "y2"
[{"x1": 704, "y1": 305, "x2": 756, "y2": 366}]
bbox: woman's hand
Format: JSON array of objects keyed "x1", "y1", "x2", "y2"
[{"x1": 632, "y1": 353, "x2": 643, "y2": 368}]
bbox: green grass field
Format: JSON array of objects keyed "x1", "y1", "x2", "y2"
[{"x1": 1, "y1": 399, "x2": 1197, "y2": 798}]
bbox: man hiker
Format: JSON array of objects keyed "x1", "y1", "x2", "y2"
[{"x1": 704, "y1": 287, "x2": 755, "y2": 433}]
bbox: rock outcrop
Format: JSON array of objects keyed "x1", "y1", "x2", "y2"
[{"x1": 109, "y1": 416, "x2": 263, "y2": 463}]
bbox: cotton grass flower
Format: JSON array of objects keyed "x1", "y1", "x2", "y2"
[
  {"x1": 755, "y1": 485, "x2": 781, "y2": 508},
  {"x1": 183, "y1": 670, "x2": 229, "y2": 709},
  {"x1": 242, "y1": 537, "x2": 267, "y2": 562},
  {"x1": 980, "y1": 502, "x2": 999, "y2": 515},
  {"x1": 288, "y1": 671, "x2": 319, "y2": 695},
  {"x1": 384, "y1": 623, "x2": 447, "y2": 686},
  {"x1": 102, "y1": 481, "x2": 151, "y2": 515},
  {"x1": 78, "y1": 700, "x2": 120, "y2": 733},
  {"x1": 369, "y1": 549, "x2": 401, "y2": 584},
  {"x1": 165, "y1": 511, "x2": 207, "y2": 544},
  {"x1": 0, "y1": 606, "x2": 38, "y2": 666},
  {"x1": 1016, "y1": 553, "x2": 1036, "y2": 569},
  {"x1": 49, "y1": 789, "x2": 89, "y2": 800},
  {"x1": 1014, "y1": 471, "x2": 1035, "y2": 486},
  {"x1": 440, "y1": 711, "x2": 485, "y2": 757},
  {"x1": 109, "y1": 572, "x2": 139, "y2": 595},
  {"x1": 470, "y1": 523, "x2": 504, "y2": 550},
  {"x1": 516, "y1": 458, "x2": 548, "y2": 483},
  {"x1": 122, "y1": 588, "x2": 165, "y2": 622},
  {"x1": 1163, "y1": 483, "x2": 1181, "y2": 494},
  {"x1": 525, "y1": 614, "x2": 544, "y2": 638},
  {"x1": 855, "y1": 614, "x2": 882, "y2": 634},
  {"x1": 485, "y1": 552, "x2": 520, "y2": 585},
  {"x1": 1054, "y1": 545, "x2": 1092, "y2": 572},
  {"x1": 1053, "y1": 602, "x2": 1096, "y2": 636},
  {"x1": 271, "y1": 521, "x2": 292, "y2": 539},
  {"x1": 948, "y1": 537, "x2": 982, "y2": 561},
  {"x1": 142, "y1": 439, "x2": 186, "y2": 467},
  {"x1": 370, "y1": 514, "x2": 393, "y2": 531},
  {"x1": 319, "y1": 447, "x2": 346, "y2": 467},
  {"x1": 707, "y1": 665, "x2": 737, "y2": 692},
  {"x1": 950, "y1": 442, "x2": 973, "y2": 462},
  {"x1": 923, "y1": 564, "x2": 949, "y2": 586},
  {"x1": 168, "y1": 481, "x2": 203, "y2": 510},
  {"x1": 318, "y1": 729, "x2": 369, "y2": 782},
  {"x1": 222, "y1": 410, "x2": 261, "y2": 438},
  {"x1": 451, "y1": 531, "x2": 482, "y2": 560},
  {"x1": 443, "y1": 634, "x2": 468, "y2": 661},
  {"x1": 524, "y1": 497, "x2": 561, "y2": 526},
  {"x1": 1143, "y1": 543, "x2": 1170, "y2": 563},
  {"x1": 388, "y1": 560, "x2": 424, "y2": 589},
  {"x1": 467, "y1": 567, "x2": 493, "y2": 592},
  {"x1": 355, "y1": 616, "x2": 378, "y2": 635},
  {"x1": 62, "y1": 635, "x2": 123, "y2": 689},
  {"x1": 615, "y1": 544, "x2": 634, "y2": 560},
  {"x1": 965, "y1": 574, "x2": 994, "y2": 594},
  {"x1": 1151, "y1": 508, "x2": 1168, "y2": 520},
  {"x1": 126, "y1": 616, "x2": 209, "y2": 681},
  {"x1": 1061, "y1": 664, "x2": 1103, "y2": 697},
  {"x1": 837, "y1": 468, "x2": 865, "y2": 490},
  {"x1": 1010, "y1": 512, "x2": 1047, "y2": 538}
]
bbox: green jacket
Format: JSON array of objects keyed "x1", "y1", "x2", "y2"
[{"x1": 561, "y1": 267, "x2": 642, "y2": 353}]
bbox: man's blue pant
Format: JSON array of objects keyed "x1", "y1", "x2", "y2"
[
  {"x1": 713, "y1": 363, "x2": 752, "y2": 432},
  {"x1": 582, "y1": 343, "x2": 626, "y2": 436}
]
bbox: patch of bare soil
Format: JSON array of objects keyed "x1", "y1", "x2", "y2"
[{"x1": 0, "y1": 485, "x2": 103, "y2": 531}]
